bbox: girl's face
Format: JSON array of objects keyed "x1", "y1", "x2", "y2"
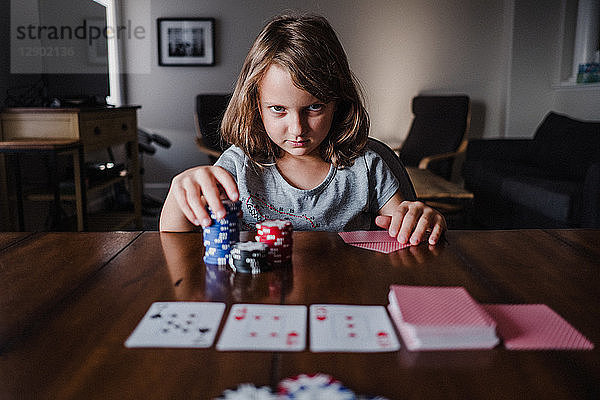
[{"x1": 258, "y1": 64, "x2": 335, "y2": 159}]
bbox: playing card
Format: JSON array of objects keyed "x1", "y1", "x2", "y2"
[
  {"x1": 482, "y1": 304, "x2": 595, "y2": 350},
  {"x1": 338, "y1": 231, "x2": 411, "y2": 253},
  {"x1": 339, "y1": 230, "x2": 399, "y2": 243},
  {"x1": 310, "y1": 304, "x2": 400, "y2": 352},
  {"x1": 216, "y1": 304, "x2": 307, "y2": 351},
  {"x1": 349, "y1": 241, "x2": 410, "y2": 253},
  {"x1": 125, "y1": 302, "x2": 225, "y2": 348}
]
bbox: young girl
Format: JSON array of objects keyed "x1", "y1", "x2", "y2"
[{"x1": 160, "y1": 14, "x2": 446, "y2": 246}]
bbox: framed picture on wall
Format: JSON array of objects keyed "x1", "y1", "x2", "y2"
[{"x1": 157, "y1": 18, "x2": 215, "y2": 66}]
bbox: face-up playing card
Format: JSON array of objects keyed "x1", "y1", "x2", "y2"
[
  {"x1": 125, "y1": 302, "x2": 225, "y2": 348},
  {"x1": 216, "y1": 304, "x2": 307, "y2": 351},
  {"x1": 309, "y1": 304, "x2": 400, "y2": 352}
]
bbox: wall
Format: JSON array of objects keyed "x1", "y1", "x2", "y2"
[
  {"x1": 124, "y1": 0, "x2": 511, "y2": 189},
  {"x1": 506, "y1": 0, "x2": 600, "y2": 138}
]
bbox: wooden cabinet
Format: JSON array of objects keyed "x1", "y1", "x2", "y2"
[{"x1": 0, "y1": 106, "x2": 142, "y2": 231}]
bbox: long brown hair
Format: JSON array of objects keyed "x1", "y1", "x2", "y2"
[{"x1": 221, "y1": 14, "x2": 369, "y2": 167}]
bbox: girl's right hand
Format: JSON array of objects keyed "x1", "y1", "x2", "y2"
[{"x1": 159, "y1": 166, "x2": 239, "y2": 231}]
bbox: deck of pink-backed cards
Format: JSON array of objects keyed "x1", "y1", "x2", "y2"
[
  {"x1": 338, "y1": 230, "x2": 410, "y2": 253},
  {"x1": 387, "y1": 285, "x2": 594, "y2": 351},
  {"x1": 388, "y1": 285, "x2": 499, "y2": 350},
  {"x1": 482, "y1": 304, "x2": 594, "y2": 350}
]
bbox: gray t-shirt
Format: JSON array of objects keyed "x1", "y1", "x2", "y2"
[{"x1": 215, "y1": 145, "x2": 399, "y2": 231}]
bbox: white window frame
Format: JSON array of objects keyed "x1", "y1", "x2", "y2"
[{"x1": 94, "y1": 0, "x2": 124, "y2": 106}]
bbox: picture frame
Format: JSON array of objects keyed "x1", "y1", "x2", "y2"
[{"x1": 157, "y1": 18, "x2": 215, "y2": 66}]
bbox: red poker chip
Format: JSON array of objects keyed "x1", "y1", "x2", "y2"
[
  {"x1": 257, "y1": 228, "x2": 292, "y2": 236},
  {"x1": 255, "y1": 237, "x2": 293, "y2": 246},
  {"x1": 253, "y1": 219, "x2": 294, "y2": 268}
]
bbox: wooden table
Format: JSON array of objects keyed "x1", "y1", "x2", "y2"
[{"x1": 0, "y1": 230, "x2": 598, "y2": 399}]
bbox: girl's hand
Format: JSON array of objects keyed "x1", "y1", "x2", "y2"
[
  {"x1": 159, "y1": 166, "x2": 239, "y2": 232},
  {"x1": 376, "y1": 200, "x2": 447, "y2": 246}
]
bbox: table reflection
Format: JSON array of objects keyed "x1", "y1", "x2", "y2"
[
  {"x1": 160, "y1": 232, "x2": 293, "y2": 303},
  {"x1": 386, "y1": 241, "x2": 446, "y2": 269}
]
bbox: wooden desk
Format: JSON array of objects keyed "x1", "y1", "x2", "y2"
[
  {"x1": 0, "y1": 230, "x2": 598, "y2": 399},
  {"x1": 0, "y1": 107, "x2": 142, "y2": 231}
]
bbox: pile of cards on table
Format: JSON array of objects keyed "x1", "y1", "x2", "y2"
[
  {"x1": 387, "y1": 285, "x2": 595, "y2": 351},
  {"x1": 387, "y1": 285, "x2": 499, "y2": 350},
  {"x1": 338, "y1": 230, "x2": 411, "y2": 253}
]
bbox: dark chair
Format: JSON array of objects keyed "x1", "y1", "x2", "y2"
[
  {"x1": 367, "y1": 137, "x2": 417, "y2": 202},
  {"x1": 367, "y1": 137, "x2": 417, "y2": 230},
  {"x1": 395, "y1": 95, "x2": 470, "y2": 180},
  {"x1": 462, "y1": 112, "x2": 600, "y2": 229},
  {"x1": 194, "y1": 93, "x2": 232, "y2": 163}
]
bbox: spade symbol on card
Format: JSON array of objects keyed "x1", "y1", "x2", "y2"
[
  {"x1": 150, "y1": 313, "x2": 162, "y2": 319},
  {"x1": 199, "y1": 327, "x2": 210, "y2": 334}
]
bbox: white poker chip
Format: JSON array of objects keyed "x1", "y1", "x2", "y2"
[
  {"x1": 278, "y1": 374, "x2": 355, "y2": 399},
  {"x1": 218, "y1": 383, "x2": 274, "y2": 400}
]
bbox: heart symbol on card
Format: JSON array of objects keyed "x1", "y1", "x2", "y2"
[
  {"x1": 377, "y1": 331, "x2": 390, "y2": 347},
  {"x1": 286, "y1": 331, "x2": 299, "y2": 346},
  {"x1": 234, "y1": 307, "x2": 247, "y2": 320},
  {"x1": 316, "y1": 307, "x2": 327, "y2": 321}
]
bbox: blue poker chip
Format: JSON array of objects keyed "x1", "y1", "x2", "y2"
[
  {"x1": 202, "y1": 200, "x2": 243, "y2": 266},
  {"x1": 204, "y1": 224, "x2": 239, "y2": 233},
  {"x1": 205, "y1": 247, "x2": 232, "y2": 256},
  {"x1": 203, "y1": 255, "x2": 230, "y2": 265}
]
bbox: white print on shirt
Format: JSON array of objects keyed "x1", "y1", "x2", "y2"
[{"x1": 242, "y1": 194, "x2": 320, "y2": 229}]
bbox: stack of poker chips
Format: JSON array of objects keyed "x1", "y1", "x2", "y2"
[
  {"x1": 256, "y1": 220, "x2": 293, "y2": 266},
  {"x1": 202, "y1": 200, "x2": 242, "y2": 265},
  {"x1": 229, "y1": 241, "x2": 270, "y2": 274}
]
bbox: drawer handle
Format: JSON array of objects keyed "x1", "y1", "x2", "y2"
[
  {"x1": 121, "y1": 123, "x2": 128, "y2": 131},
  {"x1": 94, "y1": 127, "x2": 101, "y2": 135}
]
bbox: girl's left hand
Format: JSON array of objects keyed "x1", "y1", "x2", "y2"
[{"x1": 376, "y1": 201, "x2": 447, "y2": 246}]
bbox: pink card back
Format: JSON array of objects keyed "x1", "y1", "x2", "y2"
[
  {"x1": 390, "y1": 285, "x2": 495, "y2": 327},
  {"x1": 482, "y1": 304, "x2": 594, "y2": 350}
]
